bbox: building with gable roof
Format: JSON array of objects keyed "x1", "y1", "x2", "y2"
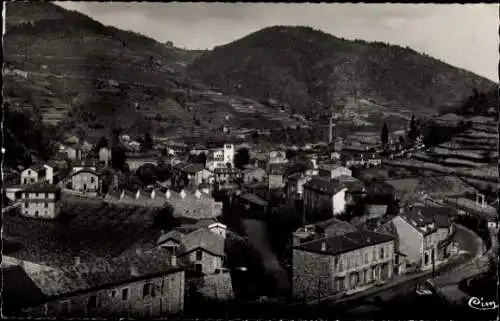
[
  {"x1": 392, "y1": 205, "x2": 441, "y2": 270},
  {"x1": 14, "y1": 184, "x2": 61, "y2": 220},
  {"x1": 69, "y1": 168, "x2": 100, "y2": 196},
  {"x1": 3, "y1": 249, "x2": 187, "y2": 317},
  {"x1": 20, "y1": 165, "x2": 53, "y2": 185},
  {"x1": 303, "y1": 177, "x2": 349, "y2": 216},
  {"x1": 268, "y1": 163, "x2": 288, "y2": 189},
  {"x1": 177, "y1": 228, "x2": 226, "y2": 275},
  {"x1": 292, "y1": 229, "x2": 396, "y2": 300}
]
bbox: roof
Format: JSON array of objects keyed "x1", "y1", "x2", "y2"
[
  {"x1": 295, "y1": 230, "x2": 395, "y2": 256},
  {"x1": 334, "y1": 175, "x2": 365, "y2": 192},
  {"x1": 70, "y1": 168, "x2": 99, "y2": 178},
  {"x1": 24, "y1": 164, "x2": 47, "y2": 173},
  {"x1": 2, "y1": 266, "x2": 47, "y2": 313},
  {"x1": 237, "y1": 193, "x2": 268, "y2": 207},
  {"x1": 157, "y1": 230, "x2": 185, "y2": 245},
  {"x1": 24, "y1": 248, "x2": 187, "y2": 300},
  {"x1": 213, "y1": 167, "x2": 240, "y2": 174},
  {"x1": 16, "y1": 184, "x2": 60, "y2": 193},
  {"x1": 182, "y1": 163, "x2": 205, "y2": 174},
  {"x1": 316, "y1": 218, "x2": 358, "y2": 237},
  {"x1": 413, "y1": 206, "x2": 453, "y2": 228},
  {"x1": 303, "y1": 177, "x2": 344, "y2": 195},
  {"x1": 179, "y1": 228, "x2": 225, "y2": 257},
  {"x1": 398, "y1": 206, "x2": 439, "y2": 235},
  {"x1": 268, "y1": 163, "x2": 287, "y2": 175}
]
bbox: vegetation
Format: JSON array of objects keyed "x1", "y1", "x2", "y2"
[
  {"x1": 234, "y1": 148, "x2": 251, "y2": 169},
  {"x1": 188, "y1": 26, "x2": 493, "y2": 115},
  {"x1": 381, "y1": 122, "x2": 389, "y2": 146}
]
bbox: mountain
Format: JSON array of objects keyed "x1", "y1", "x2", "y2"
[
  {"x1": 3, "y1": 2, "x2": 305, "y2": 142},
  {"x1": 188, "y1": 26, "x2": 496, "y2": 119}
]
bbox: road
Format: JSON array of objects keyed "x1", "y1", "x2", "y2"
[{"x1": 226, "y1": 223, "x2": 485, "y2": 318}]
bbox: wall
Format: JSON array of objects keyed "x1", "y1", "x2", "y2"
[
  {"x1": 99, "y1": 148, "x2": 112, "y2": 166},
  {"x1": 332, "y1": 188, "x2": 347, "y2": 215},
  {"x1": 28, "y1": 271, "x2": 185, "y2": 317},
  {"x1": 126, "y1": 159, "x2": 158, "y2": 172},
  {"x1": 303, "y1": 188, "x2": 332, "y2": 213},
  {"x1": 269, "y1": 174, "x2": 285, "y2": 189},
  {"x1": 72, "y1": 172, "x2": 99, "y2": 193},
  {"x1": 392, "y1": 216, "x2": 423, "y2": 264},
  {"x1": 43, "y1": 166, "x2": 54, "y2": 184},
  {"x1": 292, "y1": 249, "x2": 333, "y2": 300},
  {"x1": 184, "y1": 250, "x2": 223, "y2": 275},
  {"x1": 197, "y1": 273, "x2": 234, "y2": 301},
  {"x1": 20, "y1": 170, "x2": 38, "y2": 185},
  {"x1": 20, "y1": 192, "x2": 60, "y2": 219}
]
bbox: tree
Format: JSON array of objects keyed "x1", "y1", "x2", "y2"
[
  {"x1": 136, "y1": 164, "x2": 158, "y2": 186},
  {"x1": 234, "y1": 148, "x2": 250, "y2": 169},
  {"x1": 407, "y1": 114, "x2": 419, "y2": 142},
  {"x1": 286, "y1": 149, "x2": 297, "y2": 160},
  {"x1": 142, "y1": 133, "x2": 154, "y2": 152},
  {"x1": 95, "y1": 136, "x2": 109, "y2": 152},
  {"x1": 153, "y1": 204, "x2": 178, "y2": 230},
  {"x1": 381, "y1": 122, "x2": 389, "y2": 146},
  {"x1": 111, "y1": 146, "x2": 127, "y2": 171}
]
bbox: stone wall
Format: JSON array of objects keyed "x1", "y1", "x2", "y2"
[{"x1": 292, "y1": 249, "x2": 333, "y2": 301}]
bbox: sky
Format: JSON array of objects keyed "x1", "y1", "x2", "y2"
[{"x1": 55, "y1": 2, "x2": 498, "y2": 82}]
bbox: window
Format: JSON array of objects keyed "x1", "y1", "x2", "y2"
[
  {"x1": 379, "y1": 248, "x2": 384, "y2": 260},
  {"x1": 122, "y1": 288, "x2": 129, "y2": 301},
  {"x1": 111, "y1": 290, "x2": 116, "y2": 298},
  {"x1": 143, "y1": 283, "x2": 154, "y2": 298},
  {"x1": 28, "y1": 170, "x2": 31, "y2": 175},
  {"x1": 24, "y1": 178, "x2": 27, "y2": 184},
  {"x1": 42, "y1": 304, "x2": 48, "y2": 315},
  {"x1": 338, "y1": 258, "x2": 343, "y2": 272},
  {"x1": 25, "y1": 202, "x2": 29, "y2": 208},
  {"x1": 91, "y1": 177, "x2": 95, "y2": 184},
  {"x1": 195, "y1": 264, "x2": 202, "y2": 274},
  {"x1": 87, "y1": 294, "x2": 98, "y2": 310},
  {"x1": 24, "y1": 193, "x2": 28, "y2": 198},
  {"x1": 35, "y1": 211, "x2": 39, "y2": 216},
  {"x1": 59, "y1": 301, "x2": 71, "y2": 314},
  {"x1": 36, "y1": 193, "x2": 39, "y2": 197},
  {"x1": 196, "y1": 250, "x2": 203, "y2": 261},
  {"x1": 364, "y1": 253, "x2": 369, "y2": 264},
  {"x1": 45, "y1": 193, "x2": 49, "y2": 198},
  {"x1": 45, "y1": 202, "x2": 49, "y2": 208}
]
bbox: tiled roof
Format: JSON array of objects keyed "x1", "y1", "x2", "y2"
[
  {"x1": 399, "y1": 206, "x2": 439, "y2": 235},
  {"x1": 286, "y1": 172, "x2": 305, "y2": 181},
  {"x1": 157, "y1": 230, "x2": 185, "y2": 245},
  {"x1": 24, "y1": 248, "x2": 186, "y2": 299},
  {"x1": 334, "y1": 175, "x2": 365, "y2": 192},
  {"x1": 179, "y1": 228, "x2": 225, "y2": 257},
  {"x1": 69, "y1": 168, "x2": 99, "y2": 178},
  {"x1": 2, "y1": 265, "x2": 47, "y2": 313},
  {"x1": 213, "y1": 167, "x2": 240, "y2": 174},
  {"x1": 295, "y1": 230, "x2": 395, "y2": 256},
  {"x1": 26, "y1": 164, "x2": 47, "y2": 173},
  {"x1": 316, "y1": 218, "x2": 358, "y2": 237},
  {"x1": 303, "y1": 177, "x2": 344, "y2": 195},
  {"x1": 413, "y1": 206, "x2": 453, "y2": 228}
]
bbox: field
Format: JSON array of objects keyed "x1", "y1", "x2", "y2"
[
  {"x1": 385, "y1": 175, "x2": 473, "y2": 201},
  {"x1": 2, "y1": 202, "x2": 166, "y2": 267}
]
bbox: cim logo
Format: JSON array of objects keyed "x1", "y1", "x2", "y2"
[{"x1": 468, "y1": 297, "x2": 499, "y2": 311}]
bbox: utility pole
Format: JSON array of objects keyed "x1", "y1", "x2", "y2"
[{"x1": 432, "y1": 249, "x2": 436, "y2": 278}]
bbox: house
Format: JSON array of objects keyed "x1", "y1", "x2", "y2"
[
  {"x1": 391, "y1": 206, "x2": 440, "y2": 271},
  {"x1": 65, "y1": 145, "x2": 83, "y2": 161},
  {"x1": 69, "y1": 168, "x2": 100, "y2": 196},
  {"x1": 303, "y1": 177, "x2": 350, "y2": 216},
  {"x1": 20, "y1": 165, "x2": 53, "y2": 185},
  {"x1": 242, "y1": 165, "x2": 267, "y2": 184},
  {"x1": 66, "y1": 135, "x2": 80, "y2": 145},
  {"x1": 318, "y1": 164, "x2": 352, "y2": 179},
  {"x1": 292, "y1": 230, "x2": 396, "y2": 300},
  {"x1": 174, "y1": 163, "x2": 211, "y2": 189},
  {"x1": 4, "y1": 250, "x2": 187, "y2": 317},
  {"x1": 128, "y1": 141, "x2": 142, "y2": 152},
  {"x1": 416, "y1": 206, "x2": 456, "y2": 261},
  {"x1": 157, "y1": 230, "x2": 185, "y2": 251},
  {"x1": 212, "y1": 167, "x2": 242, "y2": 185},
  {"x1": 99, "y1": 147, "x2": 112, "y2": 166},
  {"x1": 268, "y1": 163, "x2": 287, "y2": 189},
  {"x1": 178, "y1": 228, "x2": 226, "y2": 275},
  {"x1": 205, "y1": 144, "x2": 235, "y2": 171},
  {"x1": 285, "y1": 172, "x2": 312, "y2": 200},
  {"x1": 14, "y1": 184, "x2": 61, "y2": 220},
  {"x1": 269, "y1": 150, "x2": 288, "y2": 164}
]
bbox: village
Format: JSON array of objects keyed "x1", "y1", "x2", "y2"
[{"x1": 2, "y1": 112, "x2": 498, "y2": 318}]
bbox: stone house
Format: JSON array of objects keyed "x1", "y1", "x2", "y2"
[
  {"x1": 268, "y1": 163, "x2": 287, "y2": 189},
  {"x1": 69, "y1": 168, "x2": 100, "y2": 196},
  {"x1": 174, "y1": 163, "x2": 211, "y2": 188},
  {"x1": 177, "y1": 228, "x2": 226, "y2": 275},
  {"x1": 212, "y1": 167, "x2": 242, "y2": 185},
  {"x1": 8, "y1": 250, "x2": 187, "y2": 317},
  {"x1": 416, "y1": 206, "x2": 456, "y2": 261},
  {"x1": 205, "y1": 144, "x2": 234, "y2": 171},
  {"x1": 269, "y1": 150, "x2": 288, "y2": 164},
  {"x1": 15, "y1": 184, "x2": 61, "y2": 220},
  {"x1": 292, "y1": 230, "x2": 396, "y2": 300},
  {"x1": 391, "y1": 206, "x2": 440, "y2": 270},
  {"x1": 318, "y1": 164, "x2": 352, "y2": 180},
  {"x1": 303, "y1": 177, "x2": 350, "y2": 216},
  {"x1": 65, "y1": 145, "x2": 83, "y2": 161},
  {"x1": 20, "y1": 165, "x2": 54, "y2": 185},
  {"x1": 125, "y1": 153, "x2": 159, "y2": 172}
]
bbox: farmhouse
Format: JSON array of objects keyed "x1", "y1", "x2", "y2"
[
  {"x1": 69, "y1": 168, "x2": 100, "y2": 196},
  {"x1": 20, "y1": 165, "x2": 53, "y2": 185},
  {"x1": 177, "y1": 228, "x2": 226, "y2": 275},
  {"x1": 14, "y1": 184, "x2": 61, "y2": 220}
]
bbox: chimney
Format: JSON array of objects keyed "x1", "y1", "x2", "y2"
[
  {"x1": 170, "y1": 255, "x2": 177, "y2": 266},
  {"x1": 74, "y1": 256, "x2": 81, "y2": 266},
  {"x1": 321, "y1": 241, "x2": 327, "y2": 251}
]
